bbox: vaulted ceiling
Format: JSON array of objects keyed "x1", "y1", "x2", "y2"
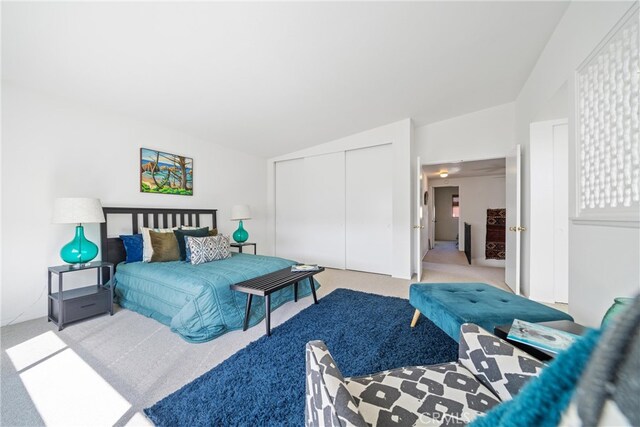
[{"x1": 2, "y1": 2, "x2": 569, "y2": 157}]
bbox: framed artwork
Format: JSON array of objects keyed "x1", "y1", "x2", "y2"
[{"x1": 140, "y1": 148, "x2": 193, "y2": 196}]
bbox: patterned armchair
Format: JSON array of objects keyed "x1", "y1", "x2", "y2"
[{"x1": 305, "y1": 323, "x2": 545, "y2": 426}]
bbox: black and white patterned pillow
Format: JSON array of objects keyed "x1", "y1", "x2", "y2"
[{"x1": 186, "y1": 235, "x2": 231, "y2": 265}]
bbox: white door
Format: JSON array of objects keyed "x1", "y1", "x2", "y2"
[
  {"x1": 414, "y1": 156, "x2": 423, "y2": 281},
  {"x1": 345, "y1": 144, "x2": 393, "y2": 275},
  {"x1": 429, "y1": 185, "x2": 436, "y2": 248},
  {"x1": 304, "y1": 152, "x2": 346, "y2": 269},
  {"x1": 553, "y1": 124, "x2": 569, "y2": 303},
  {"x1": 275, "y1": 158, "x2": 306, "y2": 261},
  {"x1": 529, "y1": 120, "x2": 569, "y2": 303},
  {"x1": 505, "y1": 145, "x2": 521, "y2": 294}
]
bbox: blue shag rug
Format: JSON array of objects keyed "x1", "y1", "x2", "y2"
[{"x1": 145, "y1": 288, "x2": 458, "y2": 426}]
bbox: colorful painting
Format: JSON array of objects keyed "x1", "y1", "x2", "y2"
[{"x1": 140, "y1": 148, "x2": 193, "y2": 196}]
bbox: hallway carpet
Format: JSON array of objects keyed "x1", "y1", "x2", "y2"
[{"x1": 423, "y1": 241, "x2": 469, "y2": 265}]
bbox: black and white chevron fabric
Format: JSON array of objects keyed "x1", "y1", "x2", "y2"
[
  {"x1": 305, "y1": 323, "x2": 546, "y2": 426},
  {"x1": 345, "y1": 362, "x2": 500, "y2": 426},
  {"x1": 305, "y1": 340, "x2": 367, "y2": 427},
  {"x1": 458, "y1": 323, "x2": 545, "y2": 402}
]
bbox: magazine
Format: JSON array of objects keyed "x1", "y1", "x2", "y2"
[
  {"x1": 291, "y1": 264, "x2": 320, "y2": 272},
  {"x1": 507, "y1": 319, "x2": 579, "y2": 354}
]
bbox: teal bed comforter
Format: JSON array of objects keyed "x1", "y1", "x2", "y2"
[{"x1": 113, "y1": 253, "x2": 317, "y2": 343}]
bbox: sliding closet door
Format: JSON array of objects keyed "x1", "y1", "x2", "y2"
[
  {"x1": 275, "y1": 158, "x2": 306, "y2": 261},
  {"x1": 345, "y1": 144, "x2": 393, "y2": 275},
  {"x1": 304, "y1": 152, "x2": 346, "y2": 269}
]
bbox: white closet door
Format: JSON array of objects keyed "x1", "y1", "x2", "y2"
[
  {"x1": 345, "y1": 144, "x2": 393, "y2": 275},
  {"x1": 275, "y1": 158, "x2": 307, "y2": 262},
  {"x1": 304, "y1": 152, "x2": 346, "y2": 268}
]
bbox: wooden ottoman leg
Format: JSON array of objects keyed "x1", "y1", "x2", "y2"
[{"x1": 411, "y1": 309, "x2": 421, "y2": 328}]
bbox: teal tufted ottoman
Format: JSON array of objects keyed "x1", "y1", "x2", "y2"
[{"x1": 409, "y1": 283, "x2": 573, "y2": 342}]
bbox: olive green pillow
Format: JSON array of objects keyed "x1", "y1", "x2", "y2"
[
  {"x1": 149, "y1": 230, "x2": 180, "y2": 262},
  {"x1": 209, "y1": 228, "x2": 218, "y2": 236}
]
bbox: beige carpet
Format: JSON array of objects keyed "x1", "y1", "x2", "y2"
[
  {"x1": 421, "y1": 261, "x2": 511, "y2": 292},
  {"x1": 1, "y1": 264, "x2": 546, "y2": 426},
  {"x1": 423, "y1": 241, "x2": 469, "y2": 266},
  {"x1": 1, "y1": 268, "x2": 413, "y2": 427}
]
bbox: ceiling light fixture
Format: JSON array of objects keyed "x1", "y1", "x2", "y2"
[{"x1": 439, "y1": 171, "x2": 449, "y2": 178}]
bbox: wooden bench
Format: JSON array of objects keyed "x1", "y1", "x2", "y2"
[{"x1": 230, "y1": 266, "x2": 324, "y2": 336}]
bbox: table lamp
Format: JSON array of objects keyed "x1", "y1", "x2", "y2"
[
  {"x1": 52, "y1": 198, "x2": 106, "y2": 266},
  {"x1": 230, "y1": 204, "x2": 251, "y2": 243},
  {"x1": 602, "y1": 297, "x2": 634, "y2": 327}
]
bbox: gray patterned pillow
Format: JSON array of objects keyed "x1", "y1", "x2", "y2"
[{"x1": 186, "y1": 235, "x2": 231, "y2": 265}]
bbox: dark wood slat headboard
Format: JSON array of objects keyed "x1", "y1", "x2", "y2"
[{"x1": 100, "y1": 207, "x2": 217, "y2": 276}]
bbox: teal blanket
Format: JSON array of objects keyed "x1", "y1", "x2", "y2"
[
  {"x1": 470, "y1": 327, "x2": 601, "y2": 427},
  {"x1": 113, "y1": 253, "x2": 317, "y2": 343}
]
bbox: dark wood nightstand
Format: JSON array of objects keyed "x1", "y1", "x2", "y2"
[
  {"x1": 230, "y1": 242, "x2": 257, "y2": 254},
  {"x1": 48, "y1": 261, "x2": 114, "y2": 330}
]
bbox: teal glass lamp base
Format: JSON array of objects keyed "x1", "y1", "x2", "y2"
[
  {"x1": 60, "y1": 225, "x2": 99, "y2": 265},
  {"x1": 233, "y1": 220, "x2": 249, "y2": 243},
  {"x1": 602, "y1": 297, "x2": 634, "y2": 327}
]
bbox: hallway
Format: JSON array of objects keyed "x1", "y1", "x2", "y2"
[
  {"x1": 420, "y1": 241, "x2": 510, "y2": 292},
  {"x1": 422, "y1": 241, "x2": 468, "y2": 265}
]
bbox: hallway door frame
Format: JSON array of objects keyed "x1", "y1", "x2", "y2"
[{"x1": 422, "y1": 155, "x2": 510, "y2": 271}]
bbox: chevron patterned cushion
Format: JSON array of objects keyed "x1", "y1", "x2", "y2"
[{"x1": 186, "y1": 235, "x2": 231, "y2": 265}]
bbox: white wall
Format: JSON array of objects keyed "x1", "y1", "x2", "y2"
[
  {"x1": 1, "y1": 83, "x2": 269, "y2": 326},
  {"x1": 415, "y1": 102, "x2": 515, "y2": 164},
  {"x1": 514, "y1": 1, "x2": 639, "y2": 326},
  {"x1": 429, "y1": 175, "x2": 506, "y2": 268},
  {"x1": 534, "y1": 83, "x2": 568, "y2": 122},
  {"x1": 267, "y1": 119, "x2": 412, "y2": 279}
]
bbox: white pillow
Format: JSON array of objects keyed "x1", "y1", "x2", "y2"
[{"x1": 141, "y1": 227, "x2": 178, "y2": 262}]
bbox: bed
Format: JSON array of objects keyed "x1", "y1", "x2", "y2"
[{"x1": 100, "y1": 207, "x2": 316, "y2": 343}]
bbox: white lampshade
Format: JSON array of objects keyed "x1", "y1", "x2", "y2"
[
  {"x1": 52, "y1": 198, "x2": 106, "y2": 224},
  {"x1": 230, "y1": 204, "x2": 251, "y2": 221}
]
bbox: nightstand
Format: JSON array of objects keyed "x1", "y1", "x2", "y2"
[
  {"x1": 48, "y1": 261, "x2": 114, "y2": 330},
  {"x1": 230, "y1": 242, "x2": 257, "y2": 254}
]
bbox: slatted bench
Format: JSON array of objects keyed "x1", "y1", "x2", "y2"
[{"x1": 230, "y1": 266, "x2": 324, "y2": 336}]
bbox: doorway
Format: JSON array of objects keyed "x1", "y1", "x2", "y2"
[
  {"x1": 434, "y1": 186, "x2": 459, "y2": 242},
  {"x1": 419, "y1": 158, "x2": 511, "y2": 290}
]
